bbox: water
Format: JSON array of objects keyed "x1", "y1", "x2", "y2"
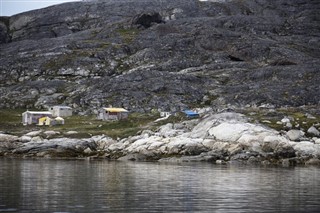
[{"x1": 0, "y1": 159, "x2": 320, "y2": 213}]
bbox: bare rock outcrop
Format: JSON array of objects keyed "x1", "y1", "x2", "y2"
[{"x1": 0, "y1": 0, "x2": 319, "y2": 112}]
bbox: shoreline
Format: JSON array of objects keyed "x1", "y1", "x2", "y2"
[{"x1": 1, "y1": 111, "x2": 320, "y2": 166}]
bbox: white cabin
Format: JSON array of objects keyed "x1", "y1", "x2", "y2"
[
  {"x1": 22, "y1": 111, "x2": 53, "y2": 125},
  {"x1": 98, "y1": 107, "x2": 129, "y2": 121},
  {"x1": 49, "y1": 106, "x2": 72, "y2": 117}
]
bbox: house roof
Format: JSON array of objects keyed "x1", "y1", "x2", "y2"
[
  {"x1": 52, "y1": 106, "x2": 72, "y2": 109},
  {"x1": 23, "y1": 111, "x2": 52, "y2": 115},
  {"x1": 183, "y1": 110, "x2": 199, "y2": 116},
  {"x1": 103, "y1": 107, "x2": 128, "y2": 113}
]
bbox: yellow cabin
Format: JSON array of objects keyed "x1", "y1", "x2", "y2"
[{"x1": 98, "y1": 107, "x2": 129, "y2": 121}]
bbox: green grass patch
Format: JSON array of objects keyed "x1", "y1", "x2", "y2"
[
  {"x1": 240, "y1": 107, "x2": 320, "y2": 132},
  {"x1": 277, "y1": 108, "x2": 320, "y2": 133},
  {"x1": 116, "y1": 27, "x2": 139, "y2": 44},
  {"x1": 0, "y1": 109, "x2": 39, "y2": 135},
  {"x1": 42, "y1": 50, "x2": 91, "y2": 71},
  {"x1": 0, "y1": 109, "x2": 162, "y2": 139}
]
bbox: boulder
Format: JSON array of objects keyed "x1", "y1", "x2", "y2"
[
  {"x1": 26, "y1": 130, "x2": 42, "y2": 137},
  {"x1": 108, "y1": 142, "x2": 127, "y2": 152},
  {"x1": 19, "y1": 135, "x2": 32, "y2": 143},
  {"x1": 230, "y1": 153, "x2": 256, "y2": 161},
  {"x1": 30, "y1": 136, "x2": 43, "y2": 142},
  {"x1": 307, "y1": 126, "x2": 320, "y2": 136},
  {"x1": 12, "y1": 137, "x2": 96, "y2": 156},
  {"x1": 208, "y1": 123, "x2": 250, "y2": 142},
  {"x1": 281, "y1": 158, "x2": 298, "y2": 167},
  {"x1": 209, "y1": 141, "x2": 230, "y2": 154},
  {"x1": 65, "y1": 131, "x2": 78, "y2": 135},
  {"x1": 158, "y1": 123, "x2": 177, "y2": 138},
  {"x1": 165, "y1": 137, "x2": 195, "y2": 155},
  {"x1": 125, "y1": 136, "x2": 154, "y2": 153},
  {"x1": 91, "y1": 135, "x2": 117, "y2": 151},
  {"x1": 281, "y1": 118, "x2": 291, "y2": 124},
  {"x1": 238, "y1": 139, "x2": 262, "y2": 153},
  {"x1": 261, "y1": 135, "x2": 289, "y2": 152},
  {"x1": 44, "y1": 131, "x2": 60, "y2": 137},
  {"x1": 83, "y1": 147, "x2": 92, "y2": 154},
  {"x1": 286, "y1": 122, "x2": 293, "y2": 129},
  {"x1": 228, "y1": 144, "x2": 244, "y2": 156},
  {"x1": 305, "y1": 158, "x2": 320, "y2": 166},
  {"x1": 286, "y1": 130, "x2": 305, "y2": 141},
  {"x1": 274, "y1": 142, "x2": 296, "y2": 158},
  {"x1": 0, "y1": 133, "x2": 19, "y2": 142},
  {"x1": 293, "y1": 142, "x2": 320, "y2": 157}
]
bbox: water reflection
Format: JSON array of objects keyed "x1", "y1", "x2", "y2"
[{"x1": 0, "y1": 159, "x2": 319, "y2": 212}]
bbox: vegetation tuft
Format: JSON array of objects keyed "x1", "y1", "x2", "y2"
[{"x1": 116, "y1": 27, "x2": 139, "y2": 44}]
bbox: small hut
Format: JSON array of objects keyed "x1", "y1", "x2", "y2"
[
  {"x1": 38, "y1": 116, "x2": 52, "y2": 126},
  {"x1": 160, "y1": 111, "x2": 171, "y2": 118},
  {"x1": 183, "y1": 110, "x2": 199, "y2": 118},
  {"x1": 49, "y1": 106, "x2": 72, "y2": 117},
  {"x1": 38, "y1": 116, "x2": 64, "y2": 126},
  {"x1": 55, "y1": 117, "x2": 65, "y2": 125},
  {"x1": 22, "y1": 111, "x2": 53, "y2": 125},
  {"x1": 98, "y1": 107, "x2": 129, "y2": 121}
]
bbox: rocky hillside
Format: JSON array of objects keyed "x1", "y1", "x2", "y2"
[{"x1": 0, "y1": 0, "x2": 319, "y2": 113}]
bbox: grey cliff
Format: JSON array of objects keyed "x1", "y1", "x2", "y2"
[{"x1": 0, "y1": 0, "x2": 319, "y2": 112}]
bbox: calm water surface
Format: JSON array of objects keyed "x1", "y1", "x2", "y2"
[{"x1": 0, "y1": 159, "x2": 319, "y2": 212}]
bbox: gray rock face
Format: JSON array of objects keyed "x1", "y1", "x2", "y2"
[
  {"x1": 0, "y1": 133, "x2": 18, "y2": 142},
  {"x1": 0, "y1": 17, "x2": 10, "y2": 44},
  {"x1": 132, "y1": 12, "x2": 165, "y2": 28},
  {"x1": 0, "y1": 0, "x2": 319, "y2": 112},
  {"x1": 108, "y1": 111, "x2": 320, "y2": 163}
]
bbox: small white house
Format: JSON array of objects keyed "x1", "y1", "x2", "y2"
[
  {"x1": 49, "y1": 106, "x2": 72, "y2": 117},
  {"x1": 22, "y1": 111, "x2": 53, "y2": 125},
  {"x1": 160, "y1": 111, "x2": 171, "y2": 117},
  {"x1": 98, "y1": 107, "x2": 129, "y2": 121}
]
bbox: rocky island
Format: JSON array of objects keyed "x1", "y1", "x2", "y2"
[{"x1": 0, "y1": 0, "x2": 319, "y2": 165}]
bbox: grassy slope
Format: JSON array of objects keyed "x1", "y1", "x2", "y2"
[
  {"x1": 240, "y1": 107, "x2": 320, "y2": 136},
  {"x1": 1, "y1": 107, "x2": 319, "y2": 139},
  {"x1": 0, "y1": 109, "x2": 161, "y2": 139}
]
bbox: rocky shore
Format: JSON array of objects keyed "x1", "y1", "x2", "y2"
[{"x1": 1, "y1": 111, "x2": 320, "y2": 166}]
